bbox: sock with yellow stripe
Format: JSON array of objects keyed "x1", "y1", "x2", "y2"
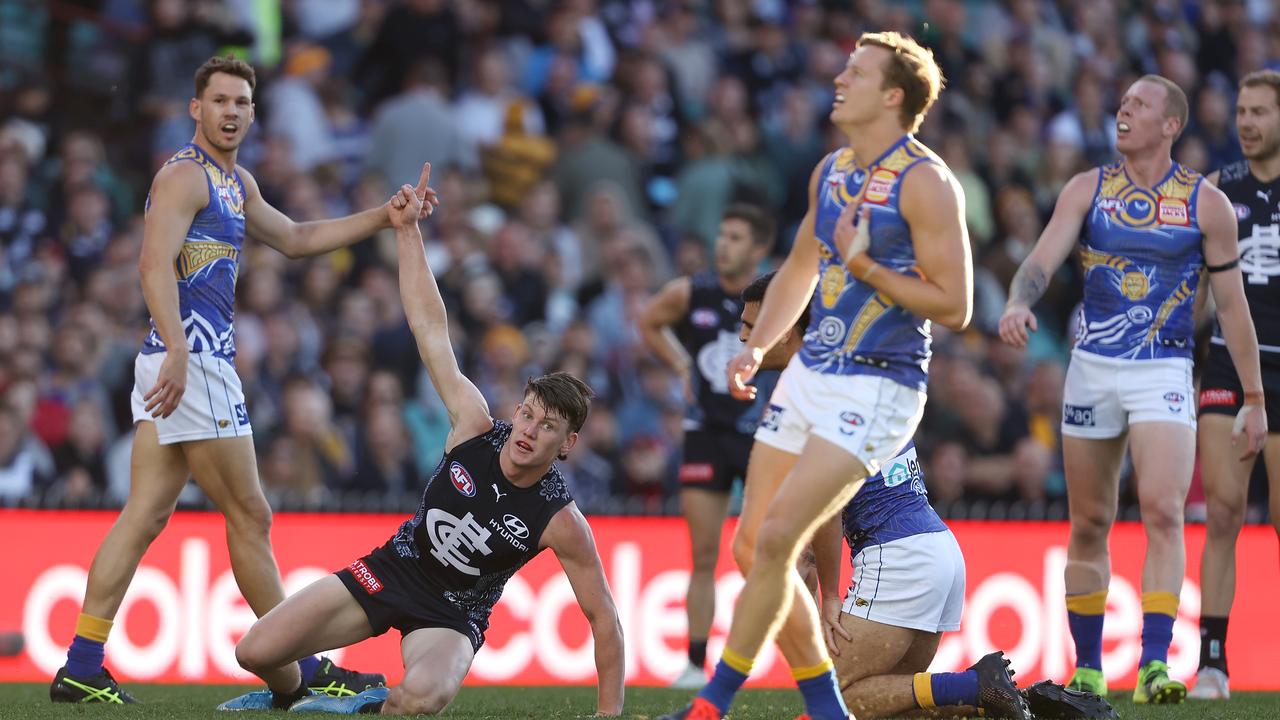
[
  {"x1": 66, "y1": 613, "x2": 112, "y2": 678},
  {"x1": 1066, "y1": 590, "x2": 1107, "y2": 671},
  {"x1": 792, "y1": 659, "x2": 850, "y2": 720},
  {"x1": 697, "y1": 647, "x2": 753, "y2": 714},
  {"x1": 913, "y1": 671, "x2": 978, "y2": 708},
  {"x1": 1140, "y1": 591, "x2": 1178, "y2": 666}
]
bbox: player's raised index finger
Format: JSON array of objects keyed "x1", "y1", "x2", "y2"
[{"x1": 416, "y1": 162, "x2": 432, "y2": 195}]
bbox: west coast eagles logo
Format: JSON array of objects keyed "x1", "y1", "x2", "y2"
[{"x1": 1119, "y1": 271, "x2": 1150, "y2": 300}]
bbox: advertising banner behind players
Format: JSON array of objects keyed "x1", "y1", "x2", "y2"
[{"x1": 2, "y1": 511, "x2": 1277, "y2": 690}]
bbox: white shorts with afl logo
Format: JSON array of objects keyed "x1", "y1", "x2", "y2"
[
  {"x1": 130, "y1": 350, "x2": 253, "y2": 445},
  {"x1": 1060, "y1": 348, "x2": 1195, "y2": 439},
  {"x1": 753, "y1": 355, "x2": 925, "y2": 476}
]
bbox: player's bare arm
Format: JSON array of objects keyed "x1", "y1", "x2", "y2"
[
  {"x1": 390, "y1": 164, "x2": 492, "y2": 448},
  {"x1": 727, "y1": 161, "x2": 823, "y2": 399},
  {"x1": 639, "y1": 277, "x2": 694, "y2": 380},
  {"x1": 239, "y1": 165, "x2": 438, "y2": 259},
  {"x1": 844, "y1": 163, "x2": 973, "y2": 331},
  {"x1": 541, "y1": 503, "x2": 625, "y2": 716},
  {"x1": 1200, "y1": 181, "x2": 1268, "y2": 457},
  {"x1": 139, "y1": 160, "x2": 208, "y2": 418},
  {"x1": 998, "y1": 169, "x2": 1099, "y2": 347},
  {"x1": 810, "y1": 515, "x2": 849, "y2": 655}
]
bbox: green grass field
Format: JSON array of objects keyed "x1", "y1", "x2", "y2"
[{"x1": 5, "y1": 684, "x2": 1280, "y2": 719}]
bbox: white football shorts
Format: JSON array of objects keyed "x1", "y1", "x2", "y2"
[
  {"x1": 1061, "y1": 348, "x2": 1195, "y2": 439},
  {"x1": 130, "y1": 350, "x2": 253, "y2": 445},
  {"x1": 840, "y1": 529, "x2": 965, "y2": 633}
]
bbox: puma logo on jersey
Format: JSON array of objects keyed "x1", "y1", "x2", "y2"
[
  {"x1": 1258, "y1": 189, "x2": 1272, "y2": 204},
  {"x1": 492, "y1": 484, "x2": 507, "y2": 502}
]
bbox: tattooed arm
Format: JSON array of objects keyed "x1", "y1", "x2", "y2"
[{"x1": 997, "y1": 169, "x2": 1098, "y2": 348}]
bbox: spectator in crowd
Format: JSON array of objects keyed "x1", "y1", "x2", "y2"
[{"x1": 3, "y1": 0, "x2": 1279, "y2": 519}]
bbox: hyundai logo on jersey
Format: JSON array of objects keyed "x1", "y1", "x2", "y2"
[
  {"x1": 450, "y1": 461, "x2": 476, "y2": 497},
  {"x1": 503, "y1": 514, "x2": 530, "y2": 538}
]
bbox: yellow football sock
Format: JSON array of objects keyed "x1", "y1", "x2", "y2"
[{"x1": 74, "y1": 613, "x2": 113, "y2": 643}]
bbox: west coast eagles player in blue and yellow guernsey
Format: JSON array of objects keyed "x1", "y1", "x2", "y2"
[
  {"x1": 664, "y1": 32, "x2": 1034, "y2": 720},
  {"x1": 49, "y1": 55, "x2": 425, "y2": 705},
  {"x1": 1000, "y1": 74, "x2": 1268, "y2": 705}
]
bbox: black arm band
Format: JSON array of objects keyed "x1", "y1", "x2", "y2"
[{"x1": 1206, "y1": 258, "x2": 1239, "y2": 273}]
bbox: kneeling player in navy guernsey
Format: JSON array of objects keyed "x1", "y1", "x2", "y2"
[{"x1": 216, "y1": 165, "x2": 625, "y2": 715}]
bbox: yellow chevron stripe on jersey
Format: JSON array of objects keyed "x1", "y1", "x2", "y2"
[
  {"x1": 841, "y1": 293, "x2": 893, "y2": 354},
  {"x1": 175, "y1": 241, "x2": 240, "y2": 279},
  {"x1": 1144, "y1": 278, "x2": 1195, "y2": 345}
]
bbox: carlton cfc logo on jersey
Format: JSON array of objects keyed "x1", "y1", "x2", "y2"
[
  {"x1": 1157, "y1": 197, "x2": 1190, "y2": 226},
  {"x1": 449, "y1": 461, "x2": 476, "y2": 497}
]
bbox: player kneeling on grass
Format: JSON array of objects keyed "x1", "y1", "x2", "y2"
[
  {"x1": 216, "y1": 166, "x2": 625, "y2": 715},
  {"x1": 736, "y1": 271, "x2": 1115, "y2": 720}
]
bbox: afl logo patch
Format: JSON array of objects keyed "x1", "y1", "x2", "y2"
[
  {"x1": 1096, "y1": 197, "x2": 1126, "y2": 213},
  {"x1": 450, "y1": 461, "x2": 476, "y2": 497},
  {"x1": 1233, "y1": 203, "x2": 1251, "y2": 221},
  {"x1": 691, "y1": 308, "x2": 718, "y2": 329}
]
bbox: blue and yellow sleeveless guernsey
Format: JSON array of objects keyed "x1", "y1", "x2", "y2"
[
  {"x1": 1076, "y1": 162, "x2": 1205, "y2": 360},
  {"x1": 140, "y1": 143, "x2": 246, "y2": 360},
  {"x1": 840, "y1": 440, "x2": 947, "y2": 557},
  {"x1": 802, "y1": 135, "x2": 939, "y2": 392}
]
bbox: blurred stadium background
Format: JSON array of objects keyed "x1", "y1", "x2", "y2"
[{"x1": 1, "y1": 0, "x2": 1279, "y2": 704}]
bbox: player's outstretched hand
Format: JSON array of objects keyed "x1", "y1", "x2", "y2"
[
  {"x1": 144, "y1": 350, "x2": 188, "y2": 419},
  {"x1": 997, "y1": 304, "x2": 1038, "y2": 348},
  {"x1": 726, "y1": 345, "x2": 765, "y2": 401},
  {"x1": 1232, "y1": 403, "x2": 1268, "y2": 460},
  {"x1": 820, "y1": 596, "x2": 851, "y2": 656},
  {"x1": 834, "y1": 202, "x2": 871, "y2": 261},
  {"x1": 387, "y1": 162, "x2": 439, "y2": 228}
]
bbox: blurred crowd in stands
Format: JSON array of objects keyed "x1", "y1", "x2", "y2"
[{"x1": 0, "y1": 0, "x2": 1276, "y2": 519}]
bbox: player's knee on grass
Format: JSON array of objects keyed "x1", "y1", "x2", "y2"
[
  {"x1": 234, "y1": 631, "x2": 278, "y2": 675},
  {"x1": 388, "y1": 683, "x2": 452, "y2": 716}
]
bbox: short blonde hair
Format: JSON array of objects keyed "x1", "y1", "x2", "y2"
[
  {"x1": 1137, "y1": 74, "x2": 1188, "y2": 139},
  {"x1": 856, "y1": 31, "x2": 945, "y2": 132}
]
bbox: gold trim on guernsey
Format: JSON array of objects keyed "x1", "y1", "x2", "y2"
[{"x1": 175, "y1": 241, "x2": 239, "y2": 280}]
